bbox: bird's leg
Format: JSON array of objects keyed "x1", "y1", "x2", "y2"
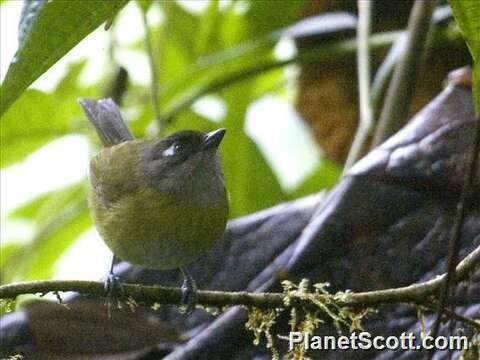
[
  {"x1": 179, "y1": 266, "x2": 197, "y2": 314},
  {"x1": 104, "y1": 254, "x2": 124, "y2": 317}
]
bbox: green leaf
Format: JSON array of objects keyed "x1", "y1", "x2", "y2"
[
  {"x1": 246, "y1": 0, "x2": 305, "y2": 37},
  {"x1": 0, "y1": 90, "x2": 74, "y2": 167},
  {"x1": 18, "y1": 0, "x2": 46, "y2": 44},
  {"x1": 54, "y1": 60, "x2": 88, "y2": 98},
  {"x1": 474, "y1": 63, "x2": 480, "y2": 117},
  {"x1": 10, "y1": 182, "x2": 86, "y2": 222},
  {"x1": 1, "y1": 59, "x2": 92, "y2": 168},
  {"x1": 449, "y1": 0, "x2": 480, "y2": 61},
  {"x1": 25, "y1": 206, "x2": 91, "y2": 280},
  {"x1": 195, "y1": 0, "x2": 221, "y2": 56},
  {"x1": 160, "y1": 1, "x2": 199, "y2": 63},
  {"x1": 2, "y1": 182, "x2": 90, "y2": 282},
  {"x1": 0, "y1": 243, "x2": 22, "y2": 270},
  {"x1": 167, "y1": 109, "x2": 219, "y2": 134},
  {"x1": 136, "y1": 0, "x2": 153, "y2": 13},
  {"x1": 222, "y1": 82, "x2": 285, "y2": 217},
  {"x1": 449, "y1": 0, "x2": 480, "y2": 115},
  {"x1": 224, "y1": 135, "x2": 285, "y2": 217},
  {"x1": 0, "y1": 0, "x2": 129, "y2": 116}
]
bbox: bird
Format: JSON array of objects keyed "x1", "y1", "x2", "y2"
[{"x1": 80, "y1": 98, "x2": 228, "y2": 313}]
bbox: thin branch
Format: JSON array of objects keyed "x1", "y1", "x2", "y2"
[
  {"x1": 440, "y1": 308, "x2": 480, "y2": 332},
  {"x1": 370, "y1": 33, "x2": 406, "y2": 119},
  {"x1": 344, "y1": 0, "x2": 374, "y2": 172},
  {"x1": 1, "y1": 242, "x2": 479, "y2": 317},
  {"x1": 141, "y1": 9, "x2": 163, "y2": 136},
  {"x1": 371, "y1": 0, "x2": 436, "y2": 148},
  {"x1": 430, "y1": 114, "x2": 480, "y2": 339}
]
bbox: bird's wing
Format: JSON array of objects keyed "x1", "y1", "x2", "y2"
[{"x1": 89, "y1": 142, "x2": 142, "y2": 207}]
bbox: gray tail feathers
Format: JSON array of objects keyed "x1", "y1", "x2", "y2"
[{"x1": 78, "y1": 98, "x2": 135, "y2": 147}]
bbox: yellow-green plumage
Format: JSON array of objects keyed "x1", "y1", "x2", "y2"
[{"x1": 89, "y1": 134, "x2": 228, "y2": 270}]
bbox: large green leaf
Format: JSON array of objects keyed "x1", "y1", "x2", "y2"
[
  {"x1": 2, "y1": 182, "x2": 90, "y2": 282},
  {"x1": 0, "y1": 0, "x2": 128, "y2": 116},
  {"x1": 9, "y1": 182, "x2": 86, "y2": 222},
  {"x1": 24, "y1": 206, "x2": 91, "y2": 280},
  {"x1": 222, "y1": 82, "x2": 285, "y2": 218},
  {"x1": 0, "y1": 60, "x2": 94, "y2": 168},
  {"x1": 0, "y1": 90, "x2": 74, "y2": 167},
  {"x1": 160, "y1": 1, "x2": 199, "y2": 64},
  {"x1": 246, "y1": 0, "x2": 305, "y2": 37},
  {"x1": 195, "y1": 0, "x2": 222, "y2": 57},
  {"x1": 449, "y1": 0, "x2": 480, "y2": 115},
  {"x1": 0, "y1": 243, "x2": 22, "y2": 267},
  {"x1": 449, "y1": 1, "x2": 480, "y2": 61}
]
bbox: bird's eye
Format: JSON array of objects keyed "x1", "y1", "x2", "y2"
[{"x1": 162, "y1": 142, "x2": 183, "y2": 157}]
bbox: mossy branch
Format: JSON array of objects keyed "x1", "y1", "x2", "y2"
[{"x1": 1, "y1": 243, "x2": 479, "y2": 323}]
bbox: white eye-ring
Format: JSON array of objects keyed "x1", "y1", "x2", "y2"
[{"x1": 163, "y1": 143, "x2": 179, "y2": 157}]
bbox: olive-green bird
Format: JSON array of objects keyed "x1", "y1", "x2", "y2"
[{"x1": 81, "y1": 98, "x2": 228, "y2": 311}]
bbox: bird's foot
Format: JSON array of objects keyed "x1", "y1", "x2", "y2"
[
  {"x1": 104, "y1": 273, "x2": 125, "y2": 318},
  {"x1": 180, "y1": 267, "x2": 197, "y2": 315}
]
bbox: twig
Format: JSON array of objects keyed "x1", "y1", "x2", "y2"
[
  {"x1": 430, "y1": 113, "x2": 480, "y2": 339},
  {"x1": 370, "y1": 33, "x2": 406, "y2": 119},
  {"x1": 371, "y1": 0, "x2": 436, "y2": 148},
  {"x1": 441, "y1": 308, "x2": 480, "y2": 332},
  {"x1": 141, "y1": 9, "x2": 163, "y2": 136},
  {"x1": 344, "y1": 0, "x2": 373, "y2": 172},
  {"x1": 1, "y1": 242, "x2": 479, "y2": 314}
]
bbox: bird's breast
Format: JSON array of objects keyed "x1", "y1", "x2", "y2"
[{"x1": 90, "y1": 185, "x2": 228, "y2": 270}]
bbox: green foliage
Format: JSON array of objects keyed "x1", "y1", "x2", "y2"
[
  {"x1": 0, "y1": 0, "x2": 128, "y2": 115},
  {"x1": 136, "y1": 0, "x2": 153, "y2": 14},
  {"x1": 247, "y1": 0, "x2": 304, "y2": 37},
  {"x1": 2, "y1": 183, "x2": 90, "y2": 282},
  {"x1": 449, "y1": 1, "x2": 480, "y2": 60},
  {"x1": 1, "y1": 61, "x2": 93, "y2": 168},
  {"x1": 1, "y1": 90, "x2": 71, "y2": 167},
  {"x1": 221, "y1": 83, "x2": 286, "y2": 217},
  {"x1": 449, "y1": 0, "x2": 480, "y2": 115}
]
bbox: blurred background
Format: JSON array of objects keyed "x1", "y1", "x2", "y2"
[{"x1": 0, "y1": 0, "x2": 470, "y2": 285}]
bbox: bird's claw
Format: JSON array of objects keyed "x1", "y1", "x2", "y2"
[
  {"x1": 180, "y1": 269, "x2": 197, "y2": 315},
  {"x1": 104, "y1": 273, "x2": 124, "y2": 317}
]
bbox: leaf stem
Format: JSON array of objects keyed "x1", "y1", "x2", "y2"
[
  {"x1": 344, "y1": 0, "x2": 373, "y2": 172},
  {"x1": 371, "y1": 0, "x2": 436, "y2": 148}
]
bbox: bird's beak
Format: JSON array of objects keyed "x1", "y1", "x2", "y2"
[{"x1": 202, "y1": 128, "x2": 226, "y2": 150}]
